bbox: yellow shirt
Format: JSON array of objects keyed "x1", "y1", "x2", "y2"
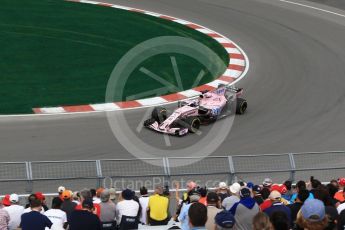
[{"x1": 148, "y1": 194, "x2": 169, "y2": 221}]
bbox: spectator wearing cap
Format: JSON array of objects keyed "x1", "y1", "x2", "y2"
[
  {"x1": 0, "y1": 202, "x2": 10, "y2": 230},
  {"x1": 179, "y1": 189, "x2": 201, "y2": 230},
  {"x1": 288, "y1": 189, "x2": 309, "y2": 225},
  {"x1": 35, "y1": 192, "x2": 49, "y2": 212},
  {"x1": 263, "y1": 178, "x2": 273, "y2": 189},
  {"x1": 139, "y1": 186, "x2": 149, "y2": 225},
  {"x1": 221, "y1": 182, "x2": 241, "y2": 212},
  {"x1": 335, "y1": 177, "x2": 345, "y2": 202},
  {"x1": 69, "y1": 198, "x2": 101, "y2": 230},
  {"x1": 296, "y1": 199, "x2": 328, "y2": 230},
  {"x1": 229, "y1": 183, "x2": 241, "y2": 197},
  {"x1": 116, "y1": 189, "x2": 139, "y2": 224},
  {"x1": 198, "y1": 187, "x2": 208, "y2": 206},
  {"x1": 2, "y1": 195, "x2": 11, "y2": 207},
  {"x1": 23, "y1": 194, "x2": 45, "y2": 214},
  {"x1": 75, "y1": 189, "x2": 101, "y2": 218},
  {"x1": 44, "y1": 197, "x2": 68, "y2": 230},
  {"x1": 99, "y1": 189, "x2": 116, "y2": 228},
  {"x1": 205, "y1": 192, "x2": 222, "y2": 230},
  {"x1": 20, "y1": 198, "x2": 52, "y2": 230},
  {"x1": 263, "y1": 190, "x2": 292, "y2": 227},
  {"x1": 230, "y1": 187, "x2": 259, "y2": 230},
  {"x1": 252, "y1": 185, "x2": 264, "y2": 205},
  {"x1": 188, "y1": 203, "x2": 207, "y2": 230},
  {"x1": 58, "y1": 186, "x2": 66, "y2": 201},
  {"x1": 252, "y1": 212, "x2": 273, "y2": 230},
  {"x1": 290, "y1": 180, "x2": 314, "y2": 204},
  {"x1": 108, "y1": 188, "x2": 117, "y2": 204},
  {"x1": 148, "y1": 186, "x2": 169, "y2": 226},
  {"x1": 217, "y1": 182, "x2": 230, "y2": 202},
  {"x1": 61, "y1": 190, "x2": 77, "y2": 223},
  {"x1": 4, "y1": 193, "x2": 24, "y2": 230},
  {"x1": 215, "y1": 210, "x2": 235, "y2": 230}
]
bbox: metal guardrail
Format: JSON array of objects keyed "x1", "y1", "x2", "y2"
[{"x1": 0, "y1": 151, "x2": 345, "y2": 194}]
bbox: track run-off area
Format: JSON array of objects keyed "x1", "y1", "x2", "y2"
[{"x1": 1, "y1": 0, "x2": 345, "y2": 162}]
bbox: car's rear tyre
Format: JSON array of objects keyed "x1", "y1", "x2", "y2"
[
  {"x1": 151, "y1": 107, "x2": 167, "y2": 124},
  {"x1": 144, "y1": 118, "x2": 156, "y2": 127},
  {"x1": 236, "y1": 98, "x2": 247, "y2": 115},
  {"x1": 184, "y1": 116, "x2": 201, "y2": 133}
]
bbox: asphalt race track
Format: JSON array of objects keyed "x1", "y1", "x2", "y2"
[{"x1": 1, "y1": 0, "x2": 345, "y2": 161}]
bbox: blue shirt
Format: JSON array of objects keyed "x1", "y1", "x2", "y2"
[
  {"x1": 289, "y1": 193, "x2": 314, "y2": 203},
  {"x1": 21, "y1": 211, "x2": 52, "y2": 230},
  {"x1": 179, "y1": 203, "x2": 192, "y2": 230}
]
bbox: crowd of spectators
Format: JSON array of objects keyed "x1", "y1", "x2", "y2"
[{"x1": 0, "y1": 176, "x2": 345, "y2": 230}]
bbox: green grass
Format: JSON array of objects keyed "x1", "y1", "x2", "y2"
[{"x1": 0, "y1": 0, "x2": 228, "y2": 114}]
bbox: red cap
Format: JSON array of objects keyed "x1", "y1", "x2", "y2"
[
  {"x1": 35, "y1": 192, "x2": 45, "y2": 201},
  {"x1": 2, "y1": 194, "x2": 11, "y2": 206},
  {"x1": 338, "y1": 178, "x2": 345, "y2": 186},
  {"x1": 270, "y1": 184, "x2": 280, "y2": 192},
  {"x1": 279, "y1": 185, "x2": 287, "y2": 194}
]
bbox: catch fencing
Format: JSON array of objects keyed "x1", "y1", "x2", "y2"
[{"x1": 0, "y1": 151, "x2": 345, "y2": 194}]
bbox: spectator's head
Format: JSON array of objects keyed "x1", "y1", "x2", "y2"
[
  {"x1": 229, "y1": 183, "x2": 241, "y2": 196},
  {"x1": 270, "y1": 211, "x2": 289, "y2": 230},
  {"x1": 2, "y1": 194, "x2": 11, "y2": 207},
  {"x1": 296, "y1": 180, "x2": 307, "y2": 191},
  {"x1": 338, "y1": 177, "x2": 345, "y2": 188},
  {"x1": 297, "y1": 199, "x2": 328, "y2": 230},
  {"x1": 72, "y1": 191, "x2": 79, "y2": 201},
  {"x1": 188, "y1": 189, "x2": 201, "y2": 203},
  {"x1": 219, "y1": 182, "x2": 228, "y2": 191},
  {"x1": 58, "y1": 186, "x2": 65, "y2": 195},
  {"x1": 247, "y1": 182, "x2": 254, "y2": 189},
  {"x1": 268, "y1": 190, "x2": 281, "y2": 203},
  {"x1": 283, "y1": 180, "x2": 292, "y2": 191},
  {"x1": 252, "y1": 212, "x2": 274, "y2": 230},
  {"x1": 186, "y1": 181, "x2": 197, "y2": 192},
  {"x1": 82, "y1": 198, "x2": 94, "y2": 212},
  {"x1": 79, "y1": 189, "x2": 92, "y2": 202},
  {"x1": 239, "y1": 188, "x2": 251, "y2": 199},
  {"x1": 296, "y1": 189, "x2": 309, "y2": 203},
  {"x1": 100, "y1": 189, "x2": 110, "y2": 203},
  {"x1": 35, "y1": 192, "x2": 45, "y2": 203},
  {"x1": 313, "y1": 188, "x2": 332, "y2": 206},
  {"x1": 310, "y1": 176, "x2": 322, "y2": 189},
  {"x1": 122, "y1": 189, "x2": 134, "y2": 200},
  {"x1": 260, "y1": 187, "x2": 270, "y2": 200},
  {"x1": 188, "y1": 203, "x2": 207, "y2": 228},
  {"x1": 140, "y1": 186, "x2": 148, "y2": 196},
  {"x1": 96, "y1": 188, "x2": 104, "y2": 198},
  {"x1": 9, "y1": 193, "x2": 19, "y2": 204},
  {"x1": 252, "y1": 185, "x2": 262, "y2": 196},
  {"x1": 330, "y1": 179, "x2": 339, "y2": 188},
  {"x1": 326, "y1": 183, "x2": 338, "y2": 198},
  {"x1": 206, "y1": 192, "x2": 219, "y2": 206},
  {"x1": 90, "y1": 188, "x2": 96, "y2": 198},
  {"x1": 30, "y1": 198, "x2": 42, "y2": 211},
  {"x1": 215, "y1": 210, "x2": 235, "y2": 230},
  {"x1": 198, "y1": 186, "x2": 208, "y2": 198},
  {"x1": 154, "y1": 186, "x2": 163, "y2": 195},
  {"x1": 51, "y1": 197, "x2": 63, "y2": 209},
  {"x1": 27, "y1": 194, "x2": 37, "y2": 205},
  {"x1": 263, "y1": 178, "x2": 273, "y2": 188},
  {"x1": 109, "y1": 188, "x2": 116, "y2": 201},
  {"x1": 62, "y1": 190, "x2": 72, "y2": 201}
]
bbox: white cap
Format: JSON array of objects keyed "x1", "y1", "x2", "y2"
[
  {"x1": 58, "y1": 186, "x2": 65, "y2": 193},
  {"x1": 229, "y1": 183, "x2": 241, "y2": 194},
  {"x1": 219, "y1": 182, "x2": 227, "y2": 189},
  {"x1": 10, "y1": 193, "x2": 19, "y2": 203}
]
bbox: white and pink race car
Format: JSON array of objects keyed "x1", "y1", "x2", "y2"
[{"x1": 143, "y1": 85, "x2": 247, "y2": 136}]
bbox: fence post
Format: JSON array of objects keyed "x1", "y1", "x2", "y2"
[
  {"x1": 163, "y1": 157, "x2": 171, "y2": 188},
  {"x1": 25, "y1": 162, "x2": 33, "y2": 194},
  {"x1": 228, "y1": 156, "x2": 235, "y2": 184},
  {"x1": 95, "y1": 160, "x2": 103, "y2": 188},
  {"x1": 288, "y1": 153, "x2": 296, "y2": 182}
]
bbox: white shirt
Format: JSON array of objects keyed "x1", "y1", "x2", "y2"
[
  {"x1": 139, "y1": 196, "x2": 149, "y2": 224},
  {"x1": 44, "y1": 209, "x2": 67, "y2": 230},
  {"x1": 337, "y1": 202, "x2": 345, "y2": 214},
  {"x1": 93, "y1": 197, "x2": 101, "y2": 204},
  {"x1": 23, "y1": 207, "x2": 45, "y2": 214},
  {"x1": 116, "y1": 200, "x2": 139, "y2": 223},
  {"x1": 4, "y1": 204, "x2": 24, "y2": 230}
]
